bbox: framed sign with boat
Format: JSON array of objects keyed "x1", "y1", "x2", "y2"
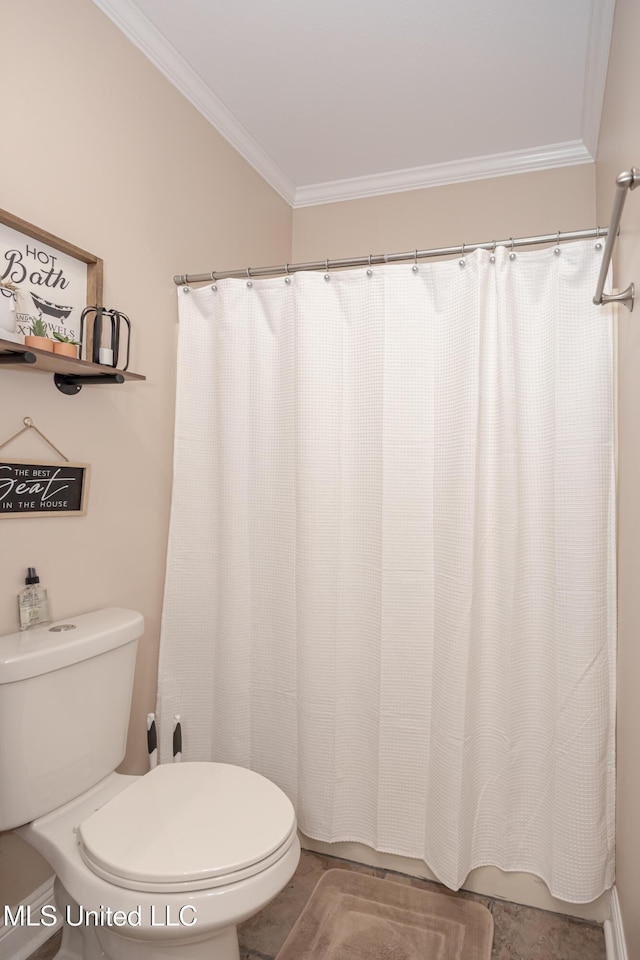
[{"x1": 0, "y1": 208, "x2": 103, "y2": 350}]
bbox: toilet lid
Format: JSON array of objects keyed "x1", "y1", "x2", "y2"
[{"x1": 77, "y1": 762, "x2": 297, "y2": 892}]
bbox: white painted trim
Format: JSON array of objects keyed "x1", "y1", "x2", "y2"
[
  {"x1": 604, "y1": 887, "x2": 629, "y2": 960},
  {"x1": 89, "y1": 0, "x2": 601, "y2": 208},
  {"x1": 89, "y1": 0, "x2": 297, "y2": 206},
  {"x1": 293, "y1": 141, "x2": 593, "y2": 207},
  {"x1": 581, "y1": 0, "x2": 616, "y2": 158},
  {"x1": 0, "y1": 877, "x2": 61, "y2": 960}
]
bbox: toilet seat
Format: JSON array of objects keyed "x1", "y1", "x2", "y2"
[{"x1": 77, "y1": 762, "x2": 297, "y2": 893}]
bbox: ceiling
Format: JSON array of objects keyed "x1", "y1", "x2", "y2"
[{"x1": 91, "y1": 0, "x2": 615, "y2": 208}]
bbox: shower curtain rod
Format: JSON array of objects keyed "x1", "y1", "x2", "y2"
[
  {"x1": 173, "y1": 227, "x2": 607, "y2": 287},
  {"x1": 592, "y1": 167, "x2": 638, "y2": 312}
]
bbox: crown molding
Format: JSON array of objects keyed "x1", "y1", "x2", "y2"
[
  {"x1": 90, "y1": 0, "x2": 297, "y2": 206},
  {"x1": 581, "y1": 0, "x2": 616, "y2": 157},
  {"x1": 293, "y1": 141, "x2": 593, "y2": 208},
  {"x1": 92, "y1": 0, "x2": 606, "y2": 210}
]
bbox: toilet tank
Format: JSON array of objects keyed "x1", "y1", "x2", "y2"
[{"x1": 0, "y1": 608, "x2": 143, "y2": 831}]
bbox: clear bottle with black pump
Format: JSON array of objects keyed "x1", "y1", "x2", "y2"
[{"x1": 18, "y1": 567, "x2": 51, "y2": 631}]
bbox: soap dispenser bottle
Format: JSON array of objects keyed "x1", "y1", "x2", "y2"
[{"x1": 18, "y1": 567, "x2": 51, "y2": 631}]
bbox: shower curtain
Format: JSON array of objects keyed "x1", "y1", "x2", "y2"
[{"x1": 158, "y1": 240, "x2": 615, "y2": 903}]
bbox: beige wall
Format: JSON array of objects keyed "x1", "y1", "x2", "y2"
[
  {"x1": 0, "y1": 0, "x2": 290, "y2": 913},
  {"x1": 596, "y1": 1, "x2": 640, "y2": 955},
  {"x1": 0, "y1": 0, "x2": 291, "y2": 765},
  {"x1": 293, "y1": 165, "x2": 596, "y2": 262}
]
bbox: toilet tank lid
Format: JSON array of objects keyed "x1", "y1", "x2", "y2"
[{"x1": 0, "y1": 608, "x2": 144, "y2": 684}]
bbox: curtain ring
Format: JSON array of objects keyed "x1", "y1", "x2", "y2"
[
  {"x1": 509, "y1": 238, "x2": 516, "y2": 261},
  {"x1": 369, "y1": 254, "x2": 372, "y2": 266},
  {"x1": 490, "y1": 240, "x2": 496, "y2": 263},
  {"x1": 246, "y1": 267, "x2": 252, "y2": 278},
  {"x1": 210, "y1": 271, "x2": 217, "y2": 281},
  {"x1": 412, "y1": 249, "x2": 419, "y2": 273},
  {"x1": 284, "y1": 263, "x2": 289, "y2": 274},
  {"x1": 554, "y1": 231, "x2": 561, "y2": 255},
  {"x1": 459, "y1": 242, "x2": 466, "y2": 267}
]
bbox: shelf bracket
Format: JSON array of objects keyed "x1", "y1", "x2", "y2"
[
  {"x1": 54, "y1": 372, "x2": 126, "y2": 396},
  {"x1": 0, "y1": 350, "x2": 37, "y2": 366}
]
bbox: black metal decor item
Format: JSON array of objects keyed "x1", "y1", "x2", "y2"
[{"x1": 79, "y1": 306, "x2": 131, "y2": 370}]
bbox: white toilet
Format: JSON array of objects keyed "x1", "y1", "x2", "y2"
[{"x1": 0, "y1": 608, "x2": 300, "y2": 960}]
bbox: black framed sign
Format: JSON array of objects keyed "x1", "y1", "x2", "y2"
[{"x1": 0, "y1": 459, "x2": 90, "y2": 517}]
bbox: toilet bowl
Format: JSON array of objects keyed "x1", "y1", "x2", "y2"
[
  {"x1": 0, "y1": 609, "x2": 301, "y2": 960},
  {"x1": 20, "y1": 763, "x2": 300, "y2": 960}
]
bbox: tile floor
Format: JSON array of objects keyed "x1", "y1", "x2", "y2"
[{"x1": 29, "y1": 850, "x2": 606, "y2": 960}]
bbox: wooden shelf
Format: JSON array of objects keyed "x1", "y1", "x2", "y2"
[{"x1": 0, "y1": 338, "x2": 145, "y2": 394}]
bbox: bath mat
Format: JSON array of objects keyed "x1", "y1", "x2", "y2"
[{"x1": 276, "y1": 869, "x2": 493, "y2": 960}]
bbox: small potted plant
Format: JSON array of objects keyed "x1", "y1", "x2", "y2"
[
  {"x1": 52, "y1": 332, "x2": 80, "y2": 359},
  {"x1": 24, "y1": 316, "x2": 54, "y2": 352}
]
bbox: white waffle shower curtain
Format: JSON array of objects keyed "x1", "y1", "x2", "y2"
[{"x1": 159, "y1": 240, "x2": 615, "y2": 902}]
